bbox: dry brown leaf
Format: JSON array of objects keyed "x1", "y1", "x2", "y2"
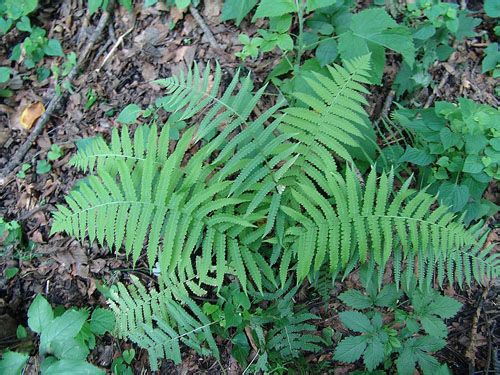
[
  {"x1": 170, "y1": 6, "x2": 186, "y2": 24},
  {"x1": 20, "y1": 102, "x2": 45, "y2": 129}
]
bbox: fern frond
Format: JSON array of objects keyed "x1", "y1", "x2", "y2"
[
  {"x1": 281, "y1": 54, "x2": 376, "y2": 173},
  {"x1": 285, "y1": 167, "x2": 490, "y2": 286},
  {"x1": 109, "y1": 276, "x2": 219, "y2": 371}
]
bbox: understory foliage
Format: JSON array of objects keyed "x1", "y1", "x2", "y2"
[{"x1": 51, "y1": 57, "x2": 499, "y2": 370}]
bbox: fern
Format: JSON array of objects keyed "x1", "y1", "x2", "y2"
[
  {"x1": 108, "y1": 275, "x2": 219, "y2": 371},
  {"x1": 284, "y1": 167, "x2": 497, "y2": 286},
  {"x1": 51, "y1": 58, "x2": 499, "y2": 370}
]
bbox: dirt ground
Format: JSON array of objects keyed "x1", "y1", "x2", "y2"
[{"x1": 0, "y1": 1, "x2": 498, "y2": 373}]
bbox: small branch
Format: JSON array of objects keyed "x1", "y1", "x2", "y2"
[
  {"x1": 95, "y1": 24, "x2": 135, "y2": 73},
  {"x1": 465, "y1": 286, "x2": 490, "y2": 370},
  {"x1": 189, "y1": 5, "x2": 220, "y2": 50},
  {"x1": 0, "y1": 2, "x2": 114, "y2": 184}
]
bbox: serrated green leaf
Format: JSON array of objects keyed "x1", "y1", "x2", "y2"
[
  {"x1": 427, "y1": 295, "x2": 462, "y2": 319},
  {"x1": 339, "y1": 311, "x2": 372, "y2": 333},
  {"x1": 374, "y1": 284, "x2": 401, "y2": 307},
  {"x1": 399, "y1": 146, "x2": 435, "y2": 166},
  {"x1": 420, "y1": 316, "x2": 448, "y2": 338},
  {"x1": 338, "y1": 290, "x2": 373, "y2": 309},
  {"x1": 364, "y1": 336, "x2": 385, "y2": 371},
  {"x1": 333, "y1": 335, "x2": 367, "y2": 363}
]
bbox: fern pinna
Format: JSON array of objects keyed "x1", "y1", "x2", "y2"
[{"x1": 51, "y1": 57, "x2": 498, "y2": 369}]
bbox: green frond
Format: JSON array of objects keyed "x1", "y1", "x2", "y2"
[{"x1": 109, "y1": 276, "x2": 219, "y2": 371}]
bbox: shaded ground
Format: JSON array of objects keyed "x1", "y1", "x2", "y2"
[{"x1": 0, "y1": 1, "x2": 498, "y2": 373}]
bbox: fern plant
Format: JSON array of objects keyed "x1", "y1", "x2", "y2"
[{"x1": 51, "y1": 57, "x2": 498, "y2": 369}]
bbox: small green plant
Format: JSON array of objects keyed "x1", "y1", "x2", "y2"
[
  {"x1": 393, "y1": 0, "x2": 481, "y2": 98},
  {"x1": 111, "y1": 349, "x2": 135, "y2": 375},
  {"x1": 0, "y1": 294, "x2": 115, "y2": 374},
  {"x1": 394, "y1": 98, "x2": 500, "y2": 223},
  {"x1": 334, "y1": 270, "x2": 460, "y2": 373},
  {"x1": 0, "y1": 217, "x2": 22, "y2": 247},
  {"x1": 16, "y1": 163, "x2": 31, "y2": 179},
  {"x1": 202, "y1": 282, "x2": 325, "y2": 372}
]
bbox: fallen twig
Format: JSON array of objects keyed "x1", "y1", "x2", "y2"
[
  {"x1": 0, "y1": 2, "x2": 114, "y2": 184},
  {"x1": 465, "y1": 285, "x2": 490, "y2": 371},
  {"x1": 190, "y1": 5, "x2": 220, "y2": 50},
  {"x1": 95, "y1": 24, "x2": 134, "y2": 73}
]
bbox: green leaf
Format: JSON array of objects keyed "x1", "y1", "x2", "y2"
[
  {"x1": 16, "y1": 325, "x2": 27, "y2": 339},
  {"x1": 220, "y1": 0, "x2": 257, "y2": 26},
  {"x1": 175, "y1": 0, "x2": 190, "y2": 9},
  {"x1": 421, "y1": 316, "x2": 448, "y2": 338},
  {"x1": 306, "y1": 0, "x2": 336, "y2": 12},
  {"x1": 0, "y1": 67, "x2": 12, "y2": 83},
  {"x1": 438, "y1": 182, "x2": 469, "y2": 212},
  {"x1": 439, "y1": 127, "x2": 460, "y2": 150},
  {"x1": 277, "y1": 33, "x2": 294, "y2": 51},
  {"x1": 339, "y1": 8, "x2": 414, "y2": 84},
  {"x1": 364, "y1": 336, "x2": 385, "y2": 371},
  {"x1": 463, "y1": 155, "x2": 483, "y2": 174},
  {"x1": 52, "y1": 338, "x2": 89, "y2": 360},
  {"x1": 122, "y1": 349, "x2": 135, "y2": 365},
  {"x1": 28, "y1": 294, "x2": 54, "y2": 333},
  {"x1": 398, "y1": 146, "x2": 435, "y2": 166},
  {"x1": 43, "y1": 359, "x2": 105, "y2": 375},
  {"x1": 339, "y1": 311, "x2": 372, "y2": 333},
  {"x1": 315, "y1": 39, "x2": 338, "y2": 66},
  {"x1": 338, "y1": 290, "x2": 373, "y2": 309},
  {"x1": 36, "y1": 160, "x2": 51, "y2": 175},
  {"x1": 16, "y1": 16, "x2": 31, "y2": 32},
  {"x1": 5, "y1": 267, "x2": 19, "y2": 280},
  {"x1": 374, "y1": 284, "x2": 401, "y2": 307},
  {"x1": 333, "y1": 335, "x2": 367, "y2": 363},
  {"x1": 40, "y1": 309, "x2": 88, "y2": 354},
  {"x1": 253, "y1": 0, "x2": 295, "y2": 20},
  {"x1": 0, "y1": 352, "x2": 28, "y2": 375},
  {"x1": 116, "y1": 104, "x2": 142, "y2": 124},
  {"x1": 484, "y1": 0, "x2": 500, "y2": 18},
  {"x1": 455, "y1": 13, "x2": 481, "y2": 40},
  {"x1": 47, "y1": 145, "x2": 63, "y2": 161},
  {"x1": 44, "y1": 40, "x2": 64, "y2": 57},
  {"x1": 482, "y1": 43, "x2": 499, "y2": 74},
  {"x1": 90, "y1": 308, "x2": 115, "y2": 335},
  {"x1": 4, "y1": 0, "x2": 38, "y2": 19},
  {"x1": 88, "y1": 0, "x2": 103, "y2": 15},
  {"x1": 427, "y1": 295, "x2": 462, "y2": 319}
]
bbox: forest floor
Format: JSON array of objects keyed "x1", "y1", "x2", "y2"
[{"x1": 0, "y1": 0, "x2": 498, "y2": 373}]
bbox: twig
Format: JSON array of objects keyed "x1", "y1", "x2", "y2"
[
  {"x1": 465, "y1": 286, "x2": 490, "y2": 371},
  {"x1": 189, "y1": 5, "x2": 220, "y2": 50},
  {"x1": 0, "y1": 2, "x2": 114, "y2": 184},
  {"x1": 380, "y1": 89, "x2": 395, "y2": 120},
  {"x1": 96, "y1": 24, "x2": 135, "y2": 73}
]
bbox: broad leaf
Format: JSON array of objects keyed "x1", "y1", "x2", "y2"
[
  {"x1": 364, "y1": 336, "x2": 385, "y2": 371},
  {"x1": 339, "y1": 311, "x2": 372, "y2": 333},
  {"x1": 338, "y1": 290, "x2": 373, "y2": 309},
  {"x1": 399, "y1": 146, "x2": 435, "y2": 166},
  {"x1": 90, "y1": 308, "x2": 115, "y2": 335},
  {"x1": 0, "y1": 351, "x2": 29, "y2": 375},
  {"x1": 221, "y1": 0, "x2": 257, "y2": 26},
  {"x1": 116, "y1": 104, "x2": 142, "y2": 124},
  {"x1": 333, "y1": 335, "x2": 367, "y2": 363},
  {"x1": 43, "y1": 359, "x2": 105, "y2": 375},
  {"x1": 339, "y1": 8, "x2": 414, "y2": 84},
  {"x1": 40, "y1": 310, "x2": 88, "y2": 354},
  {"x1": 28, "y1": 294, "x2": 54, "y2": 334},
  {"x1": 253, "y1": 0, "x2": 295, "y2": 20}
]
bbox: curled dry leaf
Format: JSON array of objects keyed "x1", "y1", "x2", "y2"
[{"x1": 19, "y1": 102, "x2": 45, "y2": 130}]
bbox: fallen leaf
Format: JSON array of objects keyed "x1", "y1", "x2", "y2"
[
  {"x1": 20, "y1": 102, "x2": 45, "y2": 129},
  {"x1": 170, "y1": 6, "x2": 186, "y2": 24}
]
